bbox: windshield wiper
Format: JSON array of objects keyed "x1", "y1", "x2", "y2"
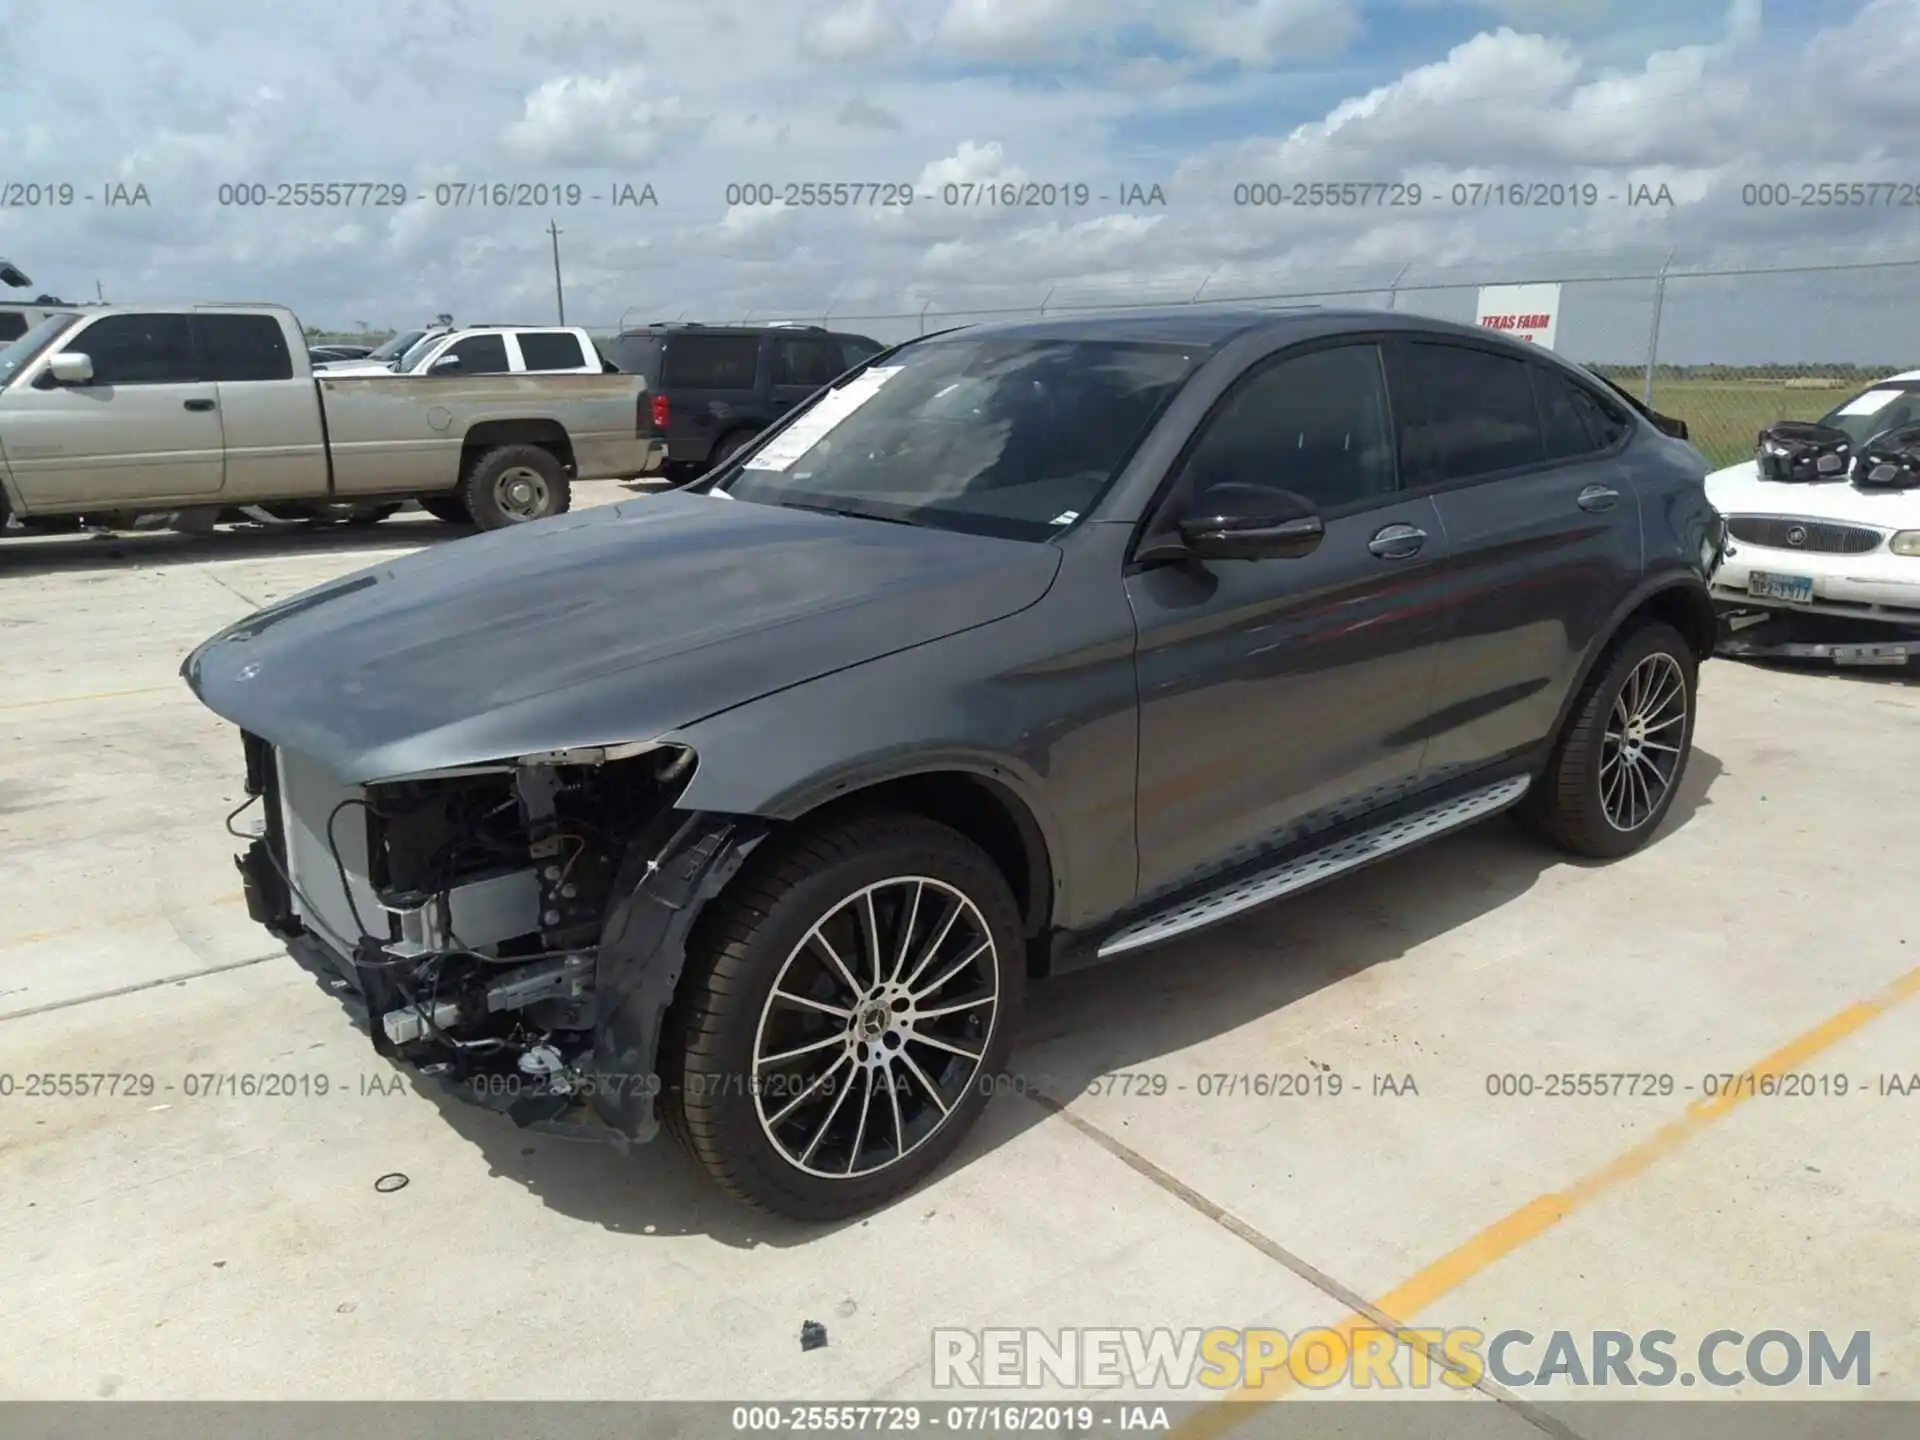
[{"x1": 773, "y1": 500, "x2": 921, "y2": 527}]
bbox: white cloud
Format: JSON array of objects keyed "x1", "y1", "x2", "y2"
[
  {"x1": 1165, "y1": 0, "x2": 1364, "y2": 65},
  {"x1": 934, "y1": 0, "x2": 1100, "y2": 58},
  {"x1": 801, "y1": 0, "x2": 906, "y2": 60},
  {"x1": 500, "y1": 71, "x2": 709, "y2": 167}
]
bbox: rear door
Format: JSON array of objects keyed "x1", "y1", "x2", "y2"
[
  {"x1": 510, "y1": 329, "x2": 593, "y2": 374},
  {"x1": 8, "y1": 311, "x2": 225, "y2": 506},
  {"x1": 656, "y1": 331, "x2": 764, "y2": 464},
  {"x1": 194, "y1": 312, "x2": 326, "y2": 501},
  {"x1": 427, "y1": 333, "x2": 512, "y2": 376},
  {"x1": 1392, "y1": 338, "x2": 1644, "y2": 777}
]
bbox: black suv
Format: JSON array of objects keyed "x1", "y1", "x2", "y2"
[
  {"x1": 603, "y1": 322, "x2": 887, "y2": 475},
  {"x1": 186, "y1": 309, "x2": 1720, "y2": 1222}
]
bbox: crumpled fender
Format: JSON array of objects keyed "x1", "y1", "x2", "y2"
[{"x1": 585, "y1": 810, "x2": 771, "y2": 1143}]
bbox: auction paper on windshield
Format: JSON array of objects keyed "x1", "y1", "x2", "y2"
[{"x1": 746, "y1": 367, "x2": 903, "y2": 471}]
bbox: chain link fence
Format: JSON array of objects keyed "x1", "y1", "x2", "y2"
[{"x1": 581, "y1": 249, "x2": 1919, "y2": 471}]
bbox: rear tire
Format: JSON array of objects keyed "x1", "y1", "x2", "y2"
[
  {"x1": 419, "y1": 496, "x2": 471, "y2": 524},
  {"x1": 706, "y1": 429, "x2": 756, "y2": 472},
  {"x1": 459, "y1": 445, "x2": 571, "y2": 530},
  {"x1": 1525, "y1": 622, "x2": 1697, "y2": 859},
  {"x1": 661, "y1": 813, "x2": 1025, "y2": 1222}
]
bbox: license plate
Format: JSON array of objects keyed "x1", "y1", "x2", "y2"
[{"x1": 1748, "y1": 571, "x2": 1814, "y2": 603}]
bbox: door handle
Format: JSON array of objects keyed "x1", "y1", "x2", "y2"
[
  {"x1": 1367, "y1": 523, "x2": 1426, "y2": 559},
  {"x1": 1577, "y1": 484, "x2": 1619, "y2": 512},
  {"x1": 184, "y1": 398, "x2": 216, "y2": 412}
]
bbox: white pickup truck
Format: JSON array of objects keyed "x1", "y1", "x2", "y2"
[{"x1": 0, "y1": 304, "x2": 666, "y2": 532}]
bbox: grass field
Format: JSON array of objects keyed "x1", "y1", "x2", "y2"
[{"x1": 1635, "y1": 379, "x2": 1855, "y2": 470}]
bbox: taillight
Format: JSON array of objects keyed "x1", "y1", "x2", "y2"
[{"x1": 652, "y1": 394, "x2": 669, "y2": 429}]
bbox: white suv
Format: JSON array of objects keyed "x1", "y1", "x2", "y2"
[{"x1": 356, "y1": 326, "x2": 609, "y2": 379}]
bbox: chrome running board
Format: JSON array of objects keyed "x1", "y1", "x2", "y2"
[{"x1": 1097, "y1": 775, "x2": 1531, "y2": 958}]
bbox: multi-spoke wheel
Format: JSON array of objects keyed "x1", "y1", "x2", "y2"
[
  {"x1": 662, "y1": 813, "x2": 1024, "y2": 1220},
  {"x1": 1525, "y1": 622, "x2": 1698, "y2": 859}
]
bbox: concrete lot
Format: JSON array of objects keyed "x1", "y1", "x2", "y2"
[{"x1": 3, "y1": 481, "x2": 1917, "y2": 1426}]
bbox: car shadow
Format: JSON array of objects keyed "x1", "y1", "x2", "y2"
[
  {"x1": 0, "y1": 515, "x2": 473, "y2": 578},
  {"x1": 330, "y1": 747, "x2": 1722, "y2": 1247}
]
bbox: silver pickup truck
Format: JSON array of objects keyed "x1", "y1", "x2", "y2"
[{"x1": 0, "y1": 304, "x2": 666, "y2": 532}]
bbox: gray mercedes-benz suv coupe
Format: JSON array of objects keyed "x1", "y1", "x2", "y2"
[{"x1": 183, "y1": 309, "x2": 1722, "y2": 1220}]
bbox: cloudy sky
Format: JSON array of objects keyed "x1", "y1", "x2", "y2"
[{"x1": 3, "y1": 0, "x2": 1918, "y2": 361}]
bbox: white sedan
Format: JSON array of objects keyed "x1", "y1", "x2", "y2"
[{"x1": 1706, "y1": 370, "x2": 1920, "y2": 663}]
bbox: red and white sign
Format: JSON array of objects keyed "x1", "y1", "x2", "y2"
[{"x1": 1474, "y1": 283, "x2": 1561, "y2": 349}]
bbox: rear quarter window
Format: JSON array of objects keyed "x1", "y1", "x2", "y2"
[{"x1": 0, "y1": 312, "x2": 28, "y2": 342}]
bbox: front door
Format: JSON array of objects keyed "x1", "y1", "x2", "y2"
[
  {"x1": 1125, "y1": 340, "x2": 1451, "y2": 901},
  {"x1": 769, "y1": 333, "x2": 849, "y2": 418},
  {"x1": 6, "y1": 312, "x2": 225, "y2": 507}
]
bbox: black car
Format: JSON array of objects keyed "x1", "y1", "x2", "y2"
[
  {"x1": 183, "y1": 309, "x2": 1720, "y2": 1221},
  {"x1": 602, "y1": 322, "x2": 887, "y2": 475}
]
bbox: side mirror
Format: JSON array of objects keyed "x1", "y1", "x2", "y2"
[
  {"x1": 1180, "y1": 511, "x2": 1326, "y2": 561},
  {"x1": 1650, "y1": 412, "x2": 1689, "y2": 441},
  {"x1": 1141, "y1": 483, "x2": 1326, "y2": 563},
  {"x1": 48, "y1": 352, "x2": 94, "y2": 384},
  {"x1": 428, "y1": 353, "x2": 462, "y2": 374}
]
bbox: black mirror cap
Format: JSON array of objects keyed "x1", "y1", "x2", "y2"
[
  {"x1": 1178, "y1": 511, "x2": 1326, "y2": 561},
  {"x1": 1652, "y1": 413, "x2": 1689, "y2": 440}
]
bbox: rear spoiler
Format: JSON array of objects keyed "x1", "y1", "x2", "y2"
[
  {"x1": 1591, "y1": 372, "x2": 1690, "y2": 441},
  {"x1": 0, "y1": 258, "x2": 30, "y2": 289}
]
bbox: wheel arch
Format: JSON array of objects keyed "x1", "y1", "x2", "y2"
[
  {"x1": 766, "y1": 766, "x2": 1057, "y2": 945},
  {"x1": 460, "y1": 421, "x2": 577, "y2": 476},
  {"x1": 1540, "y1": 572, "x2": 1714, "y2": 767}
]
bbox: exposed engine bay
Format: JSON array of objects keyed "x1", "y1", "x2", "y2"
[{"x1": 231, "y1": 731, "x2": 724, "y2": 1135}]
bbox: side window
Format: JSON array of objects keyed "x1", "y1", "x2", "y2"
[
  {"x1": 1397, "y1": 342, "x2": 1546, "y2": 483},
  {"x1": 771, "y1": 337, "x2": 846, "y2": 387},
  {"x1": 66, "y1": 313, "x2": 200, "y2": 385},
  {"x1": 516, "y1": 330, "x2": 587, "y2": 370},
  {"x1": 436, "y1": 334, "x2": 510, "y2": 374},
  {"x1": 0, "y1": 313, "x2": 27, "y2": 342},
  {"x1": 660, "y1": 335, "x2": 760, "y2": 389},
  {"x1": 195, "y1": 314, "x2": 293, "y2": 382},
  {"x1": 1177, "y1": 344, "x2": 1396, "y2": 514},
  {"x1": 1533, "y1": 366, "x2": 1602, "y2": 460},
  {"x1": 1567, "y1": 385, "x2": 1629, "y2": 449},
  {"x1": 838, "y1": 336, "x2": 884, "y2": 369}
]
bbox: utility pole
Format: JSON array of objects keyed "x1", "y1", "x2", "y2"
[
  {"x1": 1642, "y1": 245, "x2": 1677, "y2": 406},
  {"x1": 95, "y1": 278, "x2": 105, "y2": 303},
  {"x1": 548, "y1": 219, "x2": 566, "y2": 325}
]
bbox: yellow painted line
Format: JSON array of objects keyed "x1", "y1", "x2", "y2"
[
  {"x1": 1171, "y1": 960, "x2": 1920, "y2": 1436},
  {"x1": 0, "y1": 683, "x2": 178, "y2": 711}
]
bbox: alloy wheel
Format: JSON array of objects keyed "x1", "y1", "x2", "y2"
[
  {"x1": 751, "y1": 877, "x2": 1000, "y2": 1179},
  {"x1": 1599, "y1": 651, "x2": 1687, "y2": 832}
]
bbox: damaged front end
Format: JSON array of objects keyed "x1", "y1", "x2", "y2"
[{"x1": 234, "y1": 732, "x2": 767, "y2": 1142}]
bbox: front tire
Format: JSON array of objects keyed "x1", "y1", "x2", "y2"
[
  {"x1": 1526, "y1": 622, "x2": 1697, "y2": 859},
  {"x1": 459, "y1": 445, "x2": 571, "y2": 530},
  {"x1": 662, "y1": 814, "x2": 1025, "y2": 1221}
]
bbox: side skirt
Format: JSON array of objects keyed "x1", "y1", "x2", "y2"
[{"x1": 1095, "y1": 775, "x2": 1532, "y2": 959}]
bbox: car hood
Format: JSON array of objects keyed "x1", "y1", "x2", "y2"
[
  {"x1": 1705, "y1": 459, "x2": 1920, "y2": 527},
  {"x1": 182, "y1": 491, "x2": 1062, "y2": 783}
]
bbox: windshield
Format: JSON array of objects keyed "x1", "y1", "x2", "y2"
[
  {"x1": 717, "y1": 337, "x2": 1203, "y2": 541},
  {"x1": 398, "y1": 334, "x2": 447, "y2": 372},
  {"x1": 0, "y1": 312, "x2": 83, "y2": 387},
  {"x1": 366, "y1": 329, "x2": 426, "y2": 363},
  {"x1": 1815, "y1": 382, "x2": 1920, "y2": 447}
]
